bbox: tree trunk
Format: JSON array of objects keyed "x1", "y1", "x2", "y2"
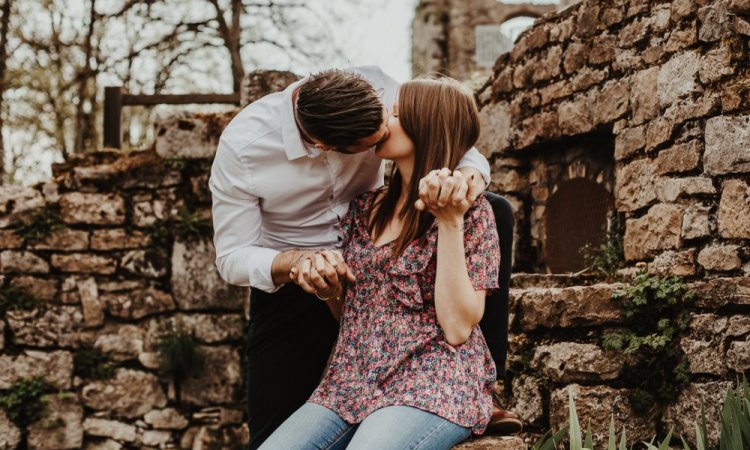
[
  {"x1": 0, "y1": 0, "x2": 12, "y2": 184},
  {"x1": 74, "y1": 0, "x2": 96, "y2": 153}
]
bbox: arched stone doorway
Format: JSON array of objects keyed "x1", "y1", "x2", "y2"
[{"x1": 544, "y1": 178, "x2": 613, "y2": 273}]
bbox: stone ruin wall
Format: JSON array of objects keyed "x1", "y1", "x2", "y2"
[
  {"x1": 474, "y1": 0, "x2": 750, "y2": 446},
  {"x1": 0, "y1": 72, "x2": 299, "y2": 450}
]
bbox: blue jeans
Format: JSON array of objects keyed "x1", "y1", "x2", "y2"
[{"x1": 259, "y1": 402, "x2": 471, "y2": 450}]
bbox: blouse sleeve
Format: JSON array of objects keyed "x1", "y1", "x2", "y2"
[
  {"x1": 339, "y1": 192, "x2": 370, "y2": 248},
  {"x1": 463, "y1": 197, "x2": 501, "y2": 292}
]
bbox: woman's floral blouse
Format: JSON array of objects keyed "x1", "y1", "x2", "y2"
[{"x1": 308, "y1": 189, "x2": 501, "y2": 434}]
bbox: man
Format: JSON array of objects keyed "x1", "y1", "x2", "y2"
[{"x1": 209, "y1": 66, "x2": 509, "y2": 449}]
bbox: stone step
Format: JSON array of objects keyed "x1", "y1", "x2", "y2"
[
  {"x1": 454, "y1": 435, "x2": 525, "y2": 449},
  {"x1": 510, "y1": 272, "x2": 602, "y2": 289}
]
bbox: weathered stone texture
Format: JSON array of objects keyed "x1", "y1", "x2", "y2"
[
  {"x1": 648, "y1": 249, "x2": 696, "y2": 276},
  {"x1": 624, "y1": 204, "x2": 683, "y2": 261},
  {"x1": 144, "y1": 408, "x2": 190, "y2": 430},
  {"x1": 51, "y1": 253, "x2": 117, "y2": 274},
  {"x1": 27, "y1": 395, "x2": 84, "y2": 450},
  {"x1": 180, "y1": 346, "x2": 242, "y2": 406},
  {"x1": 82, "y1": 418, "x2": 137, "y2": 442},
  {"x1": 614, "y1": 126, "x2": 646, "y2": 160},
  {"x1": 657, "y1": 50, "x2": 701, "y2": 107},
  {"x1": 705, "y1": 116, "x2": 750, "y2": 175},
  {"x1": 59, "y1": 192, "x2": 125, "y2": 225},
  {"x1": 718, "y1": 180, "x2": 750, "y2": 238},
  {"x1": 171, "y1": 239, "x2": 247, "y2": 311},
  {"x1": 630, "y1": 67, "x2": 659, "y2": 124},
  {"x1": 477, "y1": 102, "x2": 512, "y2": 157},
  {"x1": 727, "y1": 339, "x2": 750, "y2": 371},
  {"x1": 664, "y1": 382, "x2": 733, "y2": 445},
  {"x1": 516, "y1": 284, "x2": 622, "y2": 331},
  {"x1": 509, "y1": 375, "x2": 543, "y2": 426},
  {"x1": 615, "y1": 159, "x2": 657, "y2": 211},
  {"x1": 698, "y1": 244, "x2": 742, "y2": 271},
  {"x1": 531, "y1": 342, "x2": 622, "y2": 382},
  {"x1": 7, "y1": 306, "x2": 83, "y2": 347},
  {"x1": 0, "y1": 350, "x2": 73, "y2": 390},
  {"x1": 0, "y1": 409, "x2": 22, "y2": 450},
  {"x1": 654, "y1": 141, "x2": 702, "y2": 174},
  {"x1": 1, "y1": 250, "x2": 49, "y2": 273},
  {"x1": 81, "y1": 369, "x2": 167, "y2": 418},
  {"x1": 103, "y1": 287, "x2": 176, "y2": 320}
]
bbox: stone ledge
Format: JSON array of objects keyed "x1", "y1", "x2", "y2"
[{"x1": 454, "y1": 435, "x2": 525, "y2": 450}]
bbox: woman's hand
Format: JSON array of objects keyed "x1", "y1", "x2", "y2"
[
  {"x1": 289, "y1": 250, "x2": 354, "y2": 300},
  {"x1": 420, "y1": 169, "x2": 478, "y2": 225}
]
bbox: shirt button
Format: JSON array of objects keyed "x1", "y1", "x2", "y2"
[{"x1": 337, "y1": 235, "x2": 342, "y2": 242}]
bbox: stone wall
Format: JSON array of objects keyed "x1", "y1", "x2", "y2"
[
  {"x1": 474, "y1": 0, "x2": 750, "y2": 446},
  {"x1": 0, "y1": 71, "x2": 298, "y2": 450}
]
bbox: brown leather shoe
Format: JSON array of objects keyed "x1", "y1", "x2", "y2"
[{"x1": 487, "y1": 400, "x2": 523, "y2": 435}]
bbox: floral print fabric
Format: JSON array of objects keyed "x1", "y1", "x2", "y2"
[{"x1": 308, "y1": 190, "x2": 501, "y2": 434}]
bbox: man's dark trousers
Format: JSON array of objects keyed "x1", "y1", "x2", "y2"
[{"x1": 245, "y1": 283, "x2": 339, "y2": 450}]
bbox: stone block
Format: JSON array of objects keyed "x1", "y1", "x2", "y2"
[
  {"x1": 0, "y1": 230, "x2": 23, "y2": 249},
  {"x1": 103, "y1": 287, "x2": 176, "y2": 320},
  {"x1": 516, "y1": 283, "x2": 622, "y2": 331},
  {"x1": 28, "y1": 228, "x2": 89, "y2": 251},
  {"x1": 10, "y1": 276, "x2": 57, "y2": 301},
  {"x1": 630, "y1": 67, "x2": 659, "y2": 125},
  {"x1": 698, "y1": 1, "x2": 733, "y2": 42},
  {"x1": 624, "y1": 204, "x2": 683, "y2": 261},
  {"x1": 705, "y1": 115, "x2": 750, "y2": 175},
  {"x1": 593, "y1": 79, "x2": 630, "y2": 125},
  {"x1": 657, "y1": 51, "x2": 700, "y2": 108},
  {"x1": 171, "y1": 239, "x2": 247, "y2": 311},
  {"x1": 614, "y1": 126, "x2": 645, "y2": 160},
  {"x1": 7, "y1": 306, "x2": 82, "y2": 347},
  {"x1": 142, "y1": 313, "x2": 244, "y2": 351},
  {"x1": 27, "y1": 394, "x2": 83, "y2": 450},
  {"x1": 515, "y1": 111, "x2": 560, "y2": 150},
  {"x1": 241, "y1": 70, "x2": 299, "y2": 106},
  {"x1": 0, "y1": 185, "x2": 45, "y2": 228},
  {"x1": 657, "y1": 177, "x2": 716, "y2": 202},
  {"x1": 589, "y1": 34, "x2": 616, "y2": 65},
  {"x1": 563, "y1": 42, "x2": 588, "y2": 74},
  {"x1": 1, "y1": 250, "x2": 49, "y2": 273},
  {"x1": 681, "y1": 337, "x2": 726, "y2": 375},
  {"x1": 154, "y1": 111, "x2": 235, "y2": 159},
  {"x1": 144, "y1": 408, "x2": 189, "y2": 430},
  {"x1": 665, "y1": 21, "x2": 699, "y2": 53},
  {"x1": 727, "y1": 315, "x2": 750, "y2": 337},
  {"x1": 509, "y1": 375, "x2": 543, "y2": 426},
  {"x1": 682, "y1": 203, "x2": 712, "y2": 239},
  {"x1": 181, "y1": 346, "x2": 242, "y2": 406},
  {"x1": 59, "y1": 192, "x2": 125, "y2": 225},
  {"x1": 140, "y1": 430, "x2": 172, "y2": 447},
  {"x1": 672, "y1": 0, "x2": 698, "y2": 20},
  {"x1": 82, "y1": 418, "x2": 137, "y2": 442},
  {"x1": 94, "y1": 325, "x2": 144, "y2": 362},
  {"x1": 615, "y1": 159, "x2": 657, "y2": 212},
  {"x1": 78, "y1": 277, "x2": 104, "y2": 328},
  {"x1": 647, "y1": 249, "x2": 696, "y2": 276},
  {"x1": 645, "y1": 116, "x2": 673, "y2": 151},
  {"x1": 700, "y1": 43, "x2": 736, "y2": 84},
  {"x1": 663, "y1": 381, "x2": 734, "y2": 446},
  {"x1": 91, "y1": 229, "x2": 150, "y2": 250},
  {"x1": 558, "y1": 93, "x2": 594, "y2": 136},
  {"x1": 619, "y1": 16, "x2": 651, "y2": 48},
  {"x1": 476, "y1": 102, "x2": 511, "y2": 157},
  {"x1": 531, "y1": 46, "x2": 562, "y2": 83},
  {"x1": 692, "y1": 277, "x2": 750, "y2": 308},
  {"x1": 654, "y1": 141, "x2": 702, "y2": 175},
  {"x1": 531, "y1": 342, "x2": 622, "y2": 382},
  {"x1": 550, "y1": 384, "x2": 657, "y2": 445},
  {"x1": 718, "y1": 180, "x2": 750, "y2": 238},
  {"x1": 490, "y1": 170, "x2": 527, "y2": 193},
  {"x1": 454, "y1": 436, "x2": 525, "y2": 450},
  {"x1": 51, "y1": 253, "x2": 116, "y2": 275},
  {"x1": 120, "y1": 249, "x2": 168, "y2": 278},
  {"x1": 698, "y1": 244, "x2": 742, "y2": 271},
  {"x1": 81, "y1": 369, "x2": 167, "y2": 418},
  {"x1": 727, "y1": 339, "x2": 750, "y2": 371},
  {"x1": 0, "y1": 350, "x2": 73, "y2": 390}
]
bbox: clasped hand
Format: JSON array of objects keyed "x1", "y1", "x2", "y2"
[
  {"x1": 416, "y1": 168, "x2": 478, "y2": 223},
  {"x1": 290, "y1": 250, "x2": 354, "y2": 300}
]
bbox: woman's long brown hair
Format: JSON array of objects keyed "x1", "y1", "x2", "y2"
[{"x1": 369, "y1": 77, "x2": 481, "y2": 256}]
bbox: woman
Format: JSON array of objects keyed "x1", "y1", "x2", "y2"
[{"x1": 260, "y1": 77, "x2": 500, "y2": 450}]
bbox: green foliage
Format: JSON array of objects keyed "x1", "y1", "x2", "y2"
[
  {"x1": 12, "y1": 205, "x2": 63, "y2": 245},
  {"x1": 0, "y1": 376, "x2": 55, "y2": 427},
  {"x1": 157, "y1": 329, "x2": 203, "y2": 384},
  {"x1": 603, "y1": 271, "x2": 694, "y2": 414},
  {"x1": 579, "y1": 215, "x2": 624, "y2": 279},
  {"x1": 73, "y1": 347, "x2": 116, "y2": 380},
  {"x1": 146, "y1": 205, "x2": 213, "y2": 246},
  {"x1": 164, "y1": 157, "x2": 187, "y2": 171},
  {"x1": 0, "y1": 284, "x2": 42, "y2": 317}
]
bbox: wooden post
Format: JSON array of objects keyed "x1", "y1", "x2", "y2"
[{"x1": 103, "y1": 86, "x2": 123, "y2": 149}]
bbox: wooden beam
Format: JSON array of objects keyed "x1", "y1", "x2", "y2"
[
  {"x1": 122, "y1": 93, "x2": 241, "y2": 106},
  {"x1": 103, "y1": 86, "x2": 123, "y2": 149}
]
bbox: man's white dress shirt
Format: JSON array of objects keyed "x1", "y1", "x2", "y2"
[{"x1": 209, "y1": 66, "x2": 491, "y2": 293}]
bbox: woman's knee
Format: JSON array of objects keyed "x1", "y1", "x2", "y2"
[{"x1": 258, "y1": 403, "x2": 354, "y2": 450}]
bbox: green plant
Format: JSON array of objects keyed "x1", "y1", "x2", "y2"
[
  {"x1": 73, "y1": 347, "x2": 116, "y2": 380},
  {"x1": 681, "y1": 377, "x2": 750, "y2": 450},
  {"x1": 0, "y1": 284, "x2": 42, "y2": 316},
  {"x1": 12, "y1": 205, "x2": 63, "y2": 245},
  {"x1": 602, "y1": 271, "x2": 694, "y2": 414},
  {"x1": 579, "y1": 215, "x2": 624, "y2": 279},
  {"x1": 157, "y1": 329, "x2": 203, "y2": 387},
  {"x1": 0, "y1": 376, "x2": 55, "y2": 427},
  {"x1": 146, "y1": 205, "x2": 212, "y2": 246}
]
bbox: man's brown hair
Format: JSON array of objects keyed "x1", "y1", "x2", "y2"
[
  {"x1": 296, "y1": 69, "x2": 384, "y2": 149},
  {"x1": 368, "y1": 77, "x2": 481, "y2": 256}
]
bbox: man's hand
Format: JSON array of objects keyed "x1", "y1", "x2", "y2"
[
  {"x1": 415, "y1": 167, "x2": 480, "y2": 212},
  {"x1": 289, "y1": 250, "x2": 355, "y2": 299}
]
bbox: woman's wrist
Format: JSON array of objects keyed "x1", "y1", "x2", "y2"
[{"x1": 437, "y1": 217, "x2": 464, "y2": 231}]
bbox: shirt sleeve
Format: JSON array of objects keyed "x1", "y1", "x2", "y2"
[
  {"x1": 209, "y1": 139, "x2": 280, "y2": 293},
  {"x1": 463, "y1": 198, "x2": 500, "y2": 292},
  {"x1": 456, "y1": 147, "x2": 491, "y2": 187}
]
